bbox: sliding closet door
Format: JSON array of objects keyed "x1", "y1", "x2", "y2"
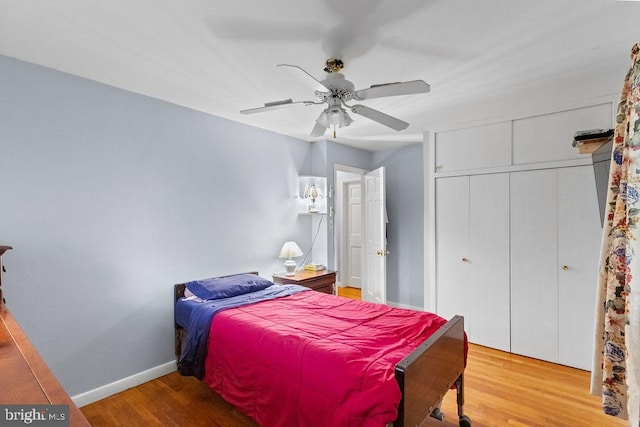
[{"x1": 510, "y1": 169, "x2": 558, "y2": 363}]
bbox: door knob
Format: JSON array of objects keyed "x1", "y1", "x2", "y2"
[
  {"x1": 377, "y1": 250, "x2": 390, "y2": 256},
  {"x1": 562, "y1": 265, "x2": 569, "y2": 271},
  {"x1": 462, "y1": 257, "x2": 469, "y2": 263}
]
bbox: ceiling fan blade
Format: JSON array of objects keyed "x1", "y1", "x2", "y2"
[
  {"x1": 310, "y1": 111, "x2": 329, "y2": 137},
  {"x1": 240, "y1": 99, "x2": 316, "y2": 114},
  {"x1": 277, "y1": 64, "x2": 331, "y2": 92},
  {"x1": 350, "y1": 105, "x2": 409, "y2": 131},
  {"x1": 310, "y1": 122, "x2": 328, "y2": 137},
  {"x1": 354, "y1": 80, "x2": 430, "y2": 101}
]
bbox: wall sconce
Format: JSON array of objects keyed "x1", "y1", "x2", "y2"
[
  {"x1": 304, "y1": 184, "x2": 324, "y2": 213},
  {"x1": 279, "y1": 241, "x2": 303, "y2": 276},
  {"x1": 298, "y1": 176, "x2": 327, "y2": 213}
]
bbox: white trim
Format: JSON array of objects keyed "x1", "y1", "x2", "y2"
[
  {"x1": 71, "y1": 360, "x2": 176, "y2": 407},
  {"x1": 425, "y1": 131, "x2": 437, "y2": 313},
  {"x1": 434, "y1": 158, "x2": 594, "y2": 178},
  {"x1": 387, "y1": 301, "x2": 424, "y2": 312},
  {"x1": 333, "y1": 164, "x2": 368, "y2": 176}
]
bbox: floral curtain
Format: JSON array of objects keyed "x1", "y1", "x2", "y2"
[{"x1": 591, "y1": 42, "x2": 640, "y2": 424}]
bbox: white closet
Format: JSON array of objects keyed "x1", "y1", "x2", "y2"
[{"x1": 431, "y1": 102, "x2": 611, "y2": 370}]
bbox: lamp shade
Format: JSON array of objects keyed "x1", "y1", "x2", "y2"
[
  {"x1": 304, "y1": 184, "x2": 324, "y2": 213},
  {"x1": 279, "y1": 241, "x2": 303, "y2": 259}
]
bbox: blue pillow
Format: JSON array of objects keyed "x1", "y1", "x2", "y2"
[{"x1": 185, "y1": 273, "x2": 273, "y2": 300}]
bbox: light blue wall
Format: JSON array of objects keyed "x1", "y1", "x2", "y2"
[
  {"x1": 372, "y1": 143, "x2": 424, "y2": 308},
  {"x1": 0, "y1": 53, "x2": 426, "y2": 398},
  {"x1": 309, "y1": 140, "x2": 328, "y2": 176},
  {"x1": 322, "y1": 141, "x2": 425, "y2": 309},
  {"x1": 0, "y1": 55, "x2": 313, "y2": 396},
  {"x1": 324, "y1": 141, "x2": 372, "y2": 272}
]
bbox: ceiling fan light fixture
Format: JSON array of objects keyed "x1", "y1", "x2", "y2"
[
  {"x1": 316, "y1": 110, "x2": 329, "y2": 128},
  {"x1": 328, "y1": 108, "x2": 343, "y2": 125},
  {"x1": 326, "y1": 107, "x2": 353, "y2": 128},
  {"x1": 340, "y1": 111, "x2": 353, "y2": 128}
]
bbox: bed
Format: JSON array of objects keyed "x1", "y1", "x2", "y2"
[{"x1": 174, "y1": 272, "x2": 470, "y2": 427}]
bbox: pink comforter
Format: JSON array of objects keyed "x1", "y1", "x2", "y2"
[{"x1": 203, "y1": 290, "x2": 448, "y2": 427}]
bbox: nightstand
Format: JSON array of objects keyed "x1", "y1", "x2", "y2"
[{"x1": 272, "y1": 270, "x2": 337, "y2": 295}]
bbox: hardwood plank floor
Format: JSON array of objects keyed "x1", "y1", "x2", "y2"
[
  {"x1": 81, "y1": 343, "x2": 623, "y2": 426},
  {"x1": 81, "y1": 371, "x2": 256, "y2": 427},
  {"x1": 425, "y1": 344, "x2": 624, "y2": 427},
  {"x1": 337, "y1": 285, "x2": 361, "y2": 299}
]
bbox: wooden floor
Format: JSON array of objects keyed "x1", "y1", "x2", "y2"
[
  {"x1": 337, "y1": 285, "x2": 361, "y2": 299},
  {"x1": 81, "y1": 342, "x2": 624, "y2": 427},
  {"x1": 426, "y1": 344, "x2": 624, "y2": 427}
]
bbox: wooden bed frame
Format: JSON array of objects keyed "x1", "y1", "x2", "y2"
[{"x1": 174, "y1": 273, "x2": 470, "y2": 427}]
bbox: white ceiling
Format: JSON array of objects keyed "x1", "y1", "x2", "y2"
[{"x1": 0, "y1": 0, "x2": 638, "y2": 151}]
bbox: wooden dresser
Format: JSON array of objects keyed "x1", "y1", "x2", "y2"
[
  {"x1": 0, "y1": 304, "x2": 90, "y2": 426},
  {"x1": 272, "y1": 270, "x2": 337, "y2": 294}
]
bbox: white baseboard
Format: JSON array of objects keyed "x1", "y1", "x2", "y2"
[
  {"x1": 387, "y1": 301, "x2": 423, "y2": 311},
  {"x1": 72, "y1": 360, "x2": 177, "y2": 407}
]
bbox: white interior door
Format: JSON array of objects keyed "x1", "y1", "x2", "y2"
[
  {"x1": 335, "y1": 167, "x2": 368, "y2": 288},
  {"x1": 344, "y1": 180, "x2": 362, "y2": 288},
  {"x1": 363, "y1": 167, "x2": 386, "y2": 304}
]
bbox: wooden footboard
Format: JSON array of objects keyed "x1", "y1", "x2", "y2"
[{"x1": 394, "y1": 315, "x2": 466, "y2": 427}]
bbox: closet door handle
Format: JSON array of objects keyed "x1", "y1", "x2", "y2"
[
  {"x1": 462, "y1": 257, "x2": 469, "y2": 263},
  {"x1": 561, "y1": 265, "x2": 569, "y2": 271}
]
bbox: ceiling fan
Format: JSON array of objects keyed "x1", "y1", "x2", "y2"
[{"x1": 240, "y1": 59, "x2": 430, "y2": 138}]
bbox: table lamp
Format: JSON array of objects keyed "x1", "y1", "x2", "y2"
[{"x1": 279, "y1": 241, "x2": 303, "y2": 276}]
